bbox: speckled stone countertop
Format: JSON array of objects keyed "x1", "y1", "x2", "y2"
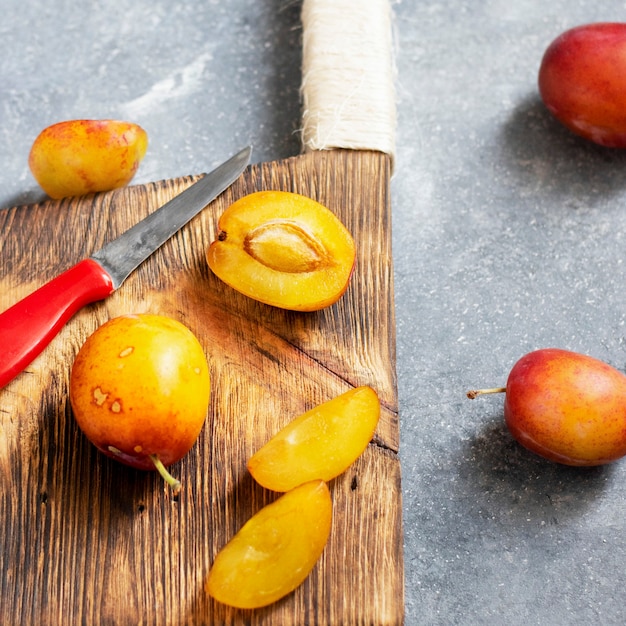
[{"x1": 3, "y1": 1, "x2": 626, "y2": 624}]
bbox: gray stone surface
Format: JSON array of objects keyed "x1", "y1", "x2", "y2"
[{"x1": 3, "y1": 0, "x2": 626, "y2": 624}]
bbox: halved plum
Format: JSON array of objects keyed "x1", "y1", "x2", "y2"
[{"x1": 207, "y1": 190, "x2": 356, "y2": 311}]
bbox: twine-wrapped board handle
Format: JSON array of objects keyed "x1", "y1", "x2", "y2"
[{"x1": 301, "y1": 0, "x2": 396, "y2": 166}]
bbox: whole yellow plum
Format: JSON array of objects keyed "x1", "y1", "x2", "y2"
[
  {"x1": 28, "y1": 119, "x2": 148, "y2": 199},
  {"x1": 69, "y1": 314, "x2": 210, "y2": 492}
]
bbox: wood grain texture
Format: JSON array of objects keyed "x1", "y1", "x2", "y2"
[{"x1": 0, "y1": 149, "x2": 403, "y2": 625}]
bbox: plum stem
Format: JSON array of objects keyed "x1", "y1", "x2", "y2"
[
  {"x1": 466, "y1": 387, "x2": 506, "y2": 399},
  {"x1": 149, "y1": 454, "x2": 181, "y2": 495}
]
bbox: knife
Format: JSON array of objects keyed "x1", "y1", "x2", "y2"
[{"x1": 0, "y1": 145, "x2": 251, "y2": 390}]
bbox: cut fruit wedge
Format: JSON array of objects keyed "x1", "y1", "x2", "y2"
[
  {"x1": 205, "y1": 480, "x2": 332, "y2": 609},
  {"x1": 247, "y1": 386, "x2": 380, "y2": 492}
]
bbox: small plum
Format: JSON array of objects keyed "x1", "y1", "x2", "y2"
[
  {"x1": 538, "y1": 23, "x2": 626, "y2": 147},
  {"x1": 69, "y1": 314, "x2": 210, "y2": 492},
  {"x1": 29, "y1": 119, "x2": 148, "y2": 198},
  {"x1": 468, "y1": 348, "x2": 626, "y2": 466}
]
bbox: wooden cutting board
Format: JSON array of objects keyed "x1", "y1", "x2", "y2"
[{"x1": 0, "y1": 2, "x2": 403, "y2": 624}]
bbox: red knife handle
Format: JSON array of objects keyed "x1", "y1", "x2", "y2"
[{"x1": 0, "y1": 258, "x2": 115, "y2": 389}]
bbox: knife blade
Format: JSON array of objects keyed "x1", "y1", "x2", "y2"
[{"x1": 0, "y1": 145, "x2": 251, "y2": 390}]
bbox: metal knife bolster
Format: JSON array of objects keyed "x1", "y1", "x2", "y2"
[{"x1": 91, "y1": 145, "x2": 252, "y2": 288}]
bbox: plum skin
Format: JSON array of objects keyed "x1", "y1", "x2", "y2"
[
  {"x1": 503, "y1": 348, "x2": 626, "y2": 466},
  {"x1": 538, "y1": 22, "x2": 626, "y2": 147},
  {"x1": 69, "y1": 314, "x2": 210, "y2": 472},
  {"x1": 28, "y1": 119, "x2": 148, "y2": 198}
]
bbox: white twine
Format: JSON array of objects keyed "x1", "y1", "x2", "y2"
[{"x1": 300, "y1": 0, "x2": 396, "y2": 167}]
